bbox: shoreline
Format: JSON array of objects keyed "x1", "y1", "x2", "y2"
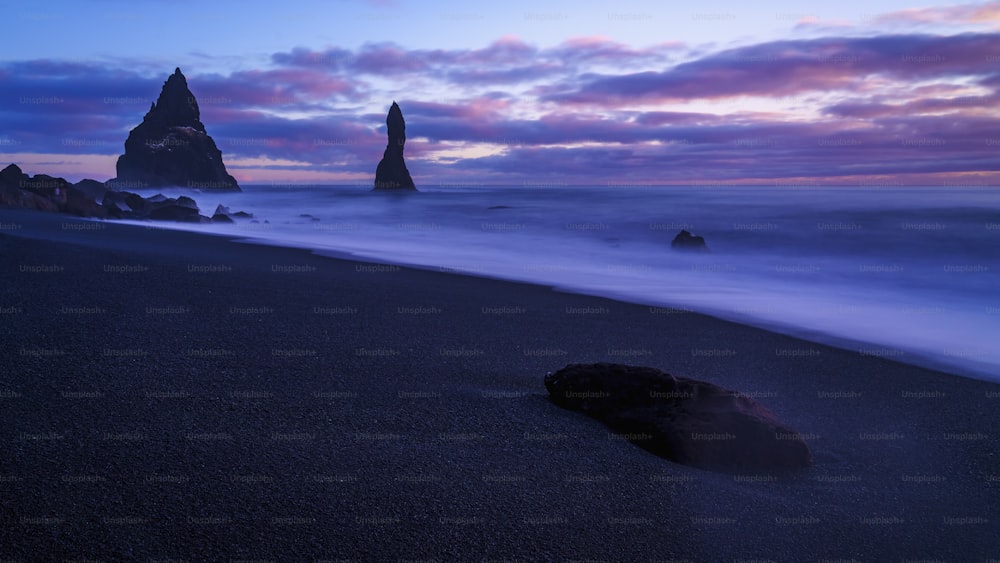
[
  {"x1": 2, "y1": 207, "x2": 998, "y2": 559},
  {"x1": 48, "y1": 209, "x2": 998, "y2": 384}
]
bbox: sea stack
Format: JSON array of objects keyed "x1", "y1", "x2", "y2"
[
  {"x1": 111, "y1": 68, "x2": 240, "y2": 191},
  {"x1": 373, "y1": 101, "x2": 416, "y2": 191}
]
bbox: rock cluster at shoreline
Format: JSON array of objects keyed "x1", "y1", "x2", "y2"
[
  {"x1": 103, "y1": 191, "x2": 253, "y2": 223},
  {"x1": 1, "y1": 162, "x2": 250, "y2": 224},
  {"x1": 1, "y1": 164, "x2": 106, "y2": 218}
]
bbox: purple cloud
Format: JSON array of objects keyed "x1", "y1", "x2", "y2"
[
  {"x1": 3, "y1": 32, "x2": 999, "y2": 186},
  {"x1": 544, "y1": 33, "x2": 1000, "y2": 104},
  {"x1": 270, "y1": 36, "x2": 675, "y2": 86}
]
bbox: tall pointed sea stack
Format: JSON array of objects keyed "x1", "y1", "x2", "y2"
[
  {"x1": 373, "y1": 101, "x2": 416, "y2": 191},
  {"x1": 112, "y1": 68, "x2": 240, "y2": 191}
]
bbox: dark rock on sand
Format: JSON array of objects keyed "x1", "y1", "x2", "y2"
[
  {"x1": 671, "y1": 229, "x2": 709, "y2": 252},
  {"x1": 545, "y1": 363, "x2": 812, "y2": 471},
  {"x1": 373, "y1": 101, "x2": 416, "y2": 191},
  {"x1": 112, "y1": 68, "x2": 240, "y2": 191}
]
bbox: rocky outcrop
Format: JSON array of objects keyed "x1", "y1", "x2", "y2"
[
  {"x1": 0, "y1": 164, "x2": 46, "y2": 210},
  {"x1": 102, "y1": 191, "x2": 209, "y2": 223},
  {"x1": 146, "y1": 195, "x2": 202, "y2": 222},
  {"x1": 0, "y1": 164, "x2": 27, "y2": 189},
  {"x1": 99, "y1": 192, "x2": 251, "y2": 224},
  {"x1": 545, "y1": 363, "x2": 812, "y2": 472},
  {"x1": 61, "y1": 182, "x2": 107, "y2": 218},
  {"x1": 671, "y1": 229, "x2": 708, "y2": 252},
  {"x1": 112, "y1": 68, "x2": 239, "y2": 191},
  {"x1": 1, "y1": 161, "x2": 252, "y2": 224},
  {"x1": 210, "y1": 204, "x2": 251, "y2": 222},
  {"x1": 72, "y1": 179, "x2": 108, "y2": 202},
  {"x1": 373, "y1": 101, "x2": 416, "y2": 191},
  {"x1": 101, "y1": 190, "x2": 145, "y2": 217},
  {"x1": 0, "y1": 164, "x2": 105, "y2": 217}
]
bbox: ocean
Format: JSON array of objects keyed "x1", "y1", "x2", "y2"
[{"x1": 120, "y1": 184, "x2": 1000, "y2": 382}]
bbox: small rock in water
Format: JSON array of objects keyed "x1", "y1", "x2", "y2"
[
  {"x1": 671, "y1": 229, "x2": 709, "y2": 252},
  {"x1": 213, "y1": 204, "x2": 253, "y2": 221}
]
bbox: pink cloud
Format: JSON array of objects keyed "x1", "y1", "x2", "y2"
[
  {"x1": 444, "y1": 36, "x2": 538, "y2": 66},
  {"x1": 876, "y1": 1, "x2": 1000, "y2": 28},
  {"x1": 548, "y1": 36, "x2": 676, "y2": 66}
]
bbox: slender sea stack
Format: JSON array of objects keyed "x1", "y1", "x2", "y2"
[
  {"x1": 373, "y1": 101, "x2": 416, "y2": 191},
  {"x1": 112, "y1": 68, "x2": 240, "y2": 191}
]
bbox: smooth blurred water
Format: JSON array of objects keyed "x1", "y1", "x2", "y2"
[{"x1": 125, "y1": 184, "x2": 1000, "y2": 381}]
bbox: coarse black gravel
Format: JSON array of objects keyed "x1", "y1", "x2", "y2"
[{"x1": 1, "y1": 209, "x2": 998, "y2": 561}]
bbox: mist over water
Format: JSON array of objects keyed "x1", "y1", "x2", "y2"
[{"x1": 129, "y1": 184, "x2": 1000, "y2": 381}]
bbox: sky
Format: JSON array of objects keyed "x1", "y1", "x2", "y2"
[{"x1": 1, "y1": 0, "x2": 999, "y2": 186}]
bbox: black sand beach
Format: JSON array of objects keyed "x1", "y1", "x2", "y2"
[{"x1": 1, "y1": 208, "x2": 998, "y2": 561}]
